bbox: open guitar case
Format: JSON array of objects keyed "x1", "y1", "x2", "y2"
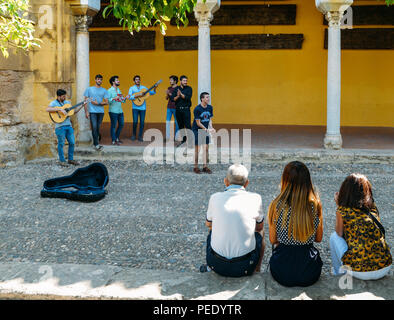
[{"x1": 41, "y1": 162, "x2": 109, "y2": 202}]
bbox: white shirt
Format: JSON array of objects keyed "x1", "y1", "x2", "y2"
[{"x1": 206, "y1": 185, "x2": 264, "y2": 259}]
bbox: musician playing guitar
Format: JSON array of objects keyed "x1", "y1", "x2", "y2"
[
  {"x1": 128, "y1": 75, "x2": 160, "y2": 142},
  {"x1": 46, "y1": 89, "x2": 87, "y2": 167}
]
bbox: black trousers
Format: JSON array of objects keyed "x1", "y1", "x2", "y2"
[
  {"x1": 269, "y1": 243, "x2": 322, "y2": 287},
  {"x1": 175, "y1": 108, "x2": 191, "y2": 144}
]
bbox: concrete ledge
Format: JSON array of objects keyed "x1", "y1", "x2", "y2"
[
  {"x1": 69, "y1": 146, "x2": 394, "y2": 164},
  {"x1": 0, "y1": 262, "x2": 392, "y2": 300}
]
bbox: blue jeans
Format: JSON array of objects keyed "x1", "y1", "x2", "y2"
[
  {"x1": 206, "y1": 231, "x2": 262, "y2": 277},
  {"x1": 166, "y1": 108, "x2": 179, "y2": 140},
  {"x1": 90, "y1": 112, "x2": 104, "y2": 146},
  {"x1": 55, "y1": 125, "x2": 75, "y2": 162},
  {"x1": 329, "y1": 232, "x2": 349, "y2": 276},
  {"x1": 132, "y1": 109, "x2": 146, "y2": 138},
  {"x1": 109, "y1": 112, "x2": 124, "y2": 142}
]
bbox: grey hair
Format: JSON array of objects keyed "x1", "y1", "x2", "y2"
[{"x1": 226, "y1": 164, "x2": 249, "y2": 186}]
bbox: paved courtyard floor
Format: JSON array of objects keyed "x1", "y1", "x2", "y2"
[{"x1": 0, "y1": 159, "x2": 392, "y2": 280}]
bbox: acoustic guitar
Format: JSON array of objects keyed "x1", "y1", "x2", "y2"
[
  {"x1": 49, "y1": 98, "x2": 92, "y2": 124},
  {"x1": 132, "y1": 80, "x2": 162, "y2": 107}
]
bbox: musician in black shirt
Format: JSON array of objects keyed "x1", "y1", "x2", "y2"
[{"x1": 171, "y1": 75, "x2": 193, "y2": 147}]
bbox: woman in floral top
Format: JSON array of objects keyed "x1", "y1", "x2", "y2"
[{"x1": 330, "y1": 173, "x2": 392, "y2": 280}]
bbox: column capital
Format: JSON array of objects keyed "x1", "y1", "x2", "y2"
[
  {"x1": 315, "y1": 0, "x2": 353, "y2": 27},
  {"x1": 74, "y1": 15, "x2": 93, "y2": 32},
  {"x1": 315, "y1": 0, "x2": 353, "y2": 13},
  {"x1": 65, "y1": 0, "x2": 101, "y2": 17},
  {"x1": 194, "y1": 0, "x2": 220, "y2": 27},
  {"x1": 325, "y1": 11, "x2": 343, "y2": 28}
]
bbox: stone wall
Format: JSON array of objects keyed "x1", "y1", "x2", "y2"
[
  {"x1": 0, "y1": 123, "x2": 56, "y2": 167},
  {"x1": 0, "y1": 69, "x2": 58, "y2": 167}
]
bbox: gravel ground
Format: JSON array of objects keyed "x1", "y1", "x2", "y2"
[{"x1": 0, "y1": 160, "x2": 392, "y2": 275}]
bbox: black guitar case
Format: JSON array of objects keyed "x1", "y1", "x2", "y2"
[{"x1": 41, "y1": 162, "x2": 109, "y2": 202}]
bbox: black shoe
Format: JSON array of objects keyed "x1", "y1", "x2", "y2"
[
  {"x1": 130, "y1": 136, "x2": 136, "y2": 141},
  {"x1": 138, "y1": 137, "x2": 143, "y2": 142},
  {"x1": 202, "y1": 167, "x2": 212, "y2": 174},
  {"x1": 199, "y1": 264, "x2": 211, "y2": 273}
]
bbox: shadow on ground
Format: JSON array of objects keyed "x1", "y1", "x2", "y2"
[{"x1": 0, "y1": 262, "x2": 392, "y2": 300}]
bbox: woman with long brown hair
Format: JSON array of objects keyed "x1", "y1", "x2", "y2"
[
  {"x1": 268, "y1": 161, "x2": 323, "y2": 287},
  {"x1": 330, "y1": 173, "x2": 392, "y2": 280}
]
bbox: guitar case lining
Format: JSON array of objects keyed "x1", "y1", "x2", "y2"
[{"x1": 41, "y1": 162, "x2": 109, "y2": 202}]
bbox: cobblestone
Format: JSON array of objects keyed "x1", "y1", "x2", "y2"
[{"x1": 0, "y1": 160, "x2": 392, "y2": 276}]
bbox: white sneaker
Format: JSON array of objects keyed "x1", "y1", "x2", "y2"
[{"x1": 94, "y1": 145, "x2": 103, "y2": 151}]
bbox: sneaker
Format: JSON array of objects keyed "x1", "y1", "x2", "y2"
[
  {"x1": 130, "y1": 136, "x2": 136, "y2": 141},
  {"x1": 138, "y1": 137, "x2": 143, "y2": 142},
  {"x1": 111, "y1": 141, "x2": 116, "y2": 145},
  {"x1": 94, "y1": 145, "x2": 103, "y2": 151},
  {"x1": 68, "y1": 160, "x2": 79, "y2": 166},
  {"x1": 58, "y1": 161, "x2": 68, "y2": 167},
  {"x1": 193, "y1": 167, "x2": 201, "y2": 174},
  {"x1": 199, "y1": 264, "x2": 211, "y2": 273},
  {"x1": 116, "y1": 139, "x2": 123, "y2": 144},
  {"x1": 202, "y1": 167, "x2": 212, "y2": 174}
]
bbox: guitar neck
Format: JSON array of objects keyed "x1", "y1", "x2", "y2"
[
  {"x1": 145, "y1": 85, "x2": 156, "y2": 93},
  {"x1": 67, "y1": 101, "x2": 85, "y2": 111},
  {"x1": 144, "y1": 81, "x2": 161, "y2": 95}
]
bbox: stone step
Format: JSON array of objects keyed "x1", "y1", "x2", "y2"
[
  {"x1": 73, "y1": 145, "x2": 394, "y2": 164},
  {"x1": 0, "y1": 262, "x2": 392, "y2": 300}
]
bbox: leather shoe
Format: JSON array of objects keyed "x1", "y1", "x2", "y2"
[
  {"x1": 202, "y1": 167, "x2": 212, "y2": 174},
  {"x1": 193, "y1": 167, "x2": 201, "y2": 174},
  {"x1": 68, "y1": 160, "x2": 79, "y2": 166}
]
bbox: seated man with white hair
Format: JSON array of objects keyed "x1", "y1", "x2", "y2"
[{"x1": 201, "y1": 164, "x2": 265, "y2": 277}]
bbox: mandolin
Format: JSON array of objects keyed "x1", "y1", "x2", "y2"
[
  {"x1": 49, "y1": 98, "x2": 92, "y2": 124},
  {"x1": 132, "y1": 80, "x2": 162, "y2": 107}
]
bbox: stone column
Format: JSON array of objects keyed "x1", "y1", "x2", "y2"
[
  {"x1": 194, "y1": 0, "x2": 220, "y2": 102},
  {"x1": 315, "y1": 0, "x2": 353, "y2": 150},
  {"x1": 65, "y1": 0, "x2": 100, "y2": 143},
  {"x1": 324, "y1": 11, "x2": 343, "y2": 149},
  {"x1": 74, "y1": 15, "x2": 93, "y2": 143}
]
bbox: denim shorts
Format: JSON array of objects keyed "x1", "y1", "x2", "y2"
[
  {"x1": 193, "y1": 129, "x2": 210, "y2": 146},
  {"x1": 206, "y1": 231, "x2": 262, "y2": 277}
]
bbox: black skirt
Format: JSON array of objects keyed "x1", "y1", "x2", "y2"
[{"x1": 269, "y1": 243, "x2": 323, "y2": 287}]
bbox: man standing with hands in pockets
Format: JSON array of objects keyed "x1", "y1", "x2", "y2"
[
  {"x1": 171, "y1": 75, "x2": 192, "y2": 148},
  {"x1": 84, "y1": 74, "x2": 109, "y2": 151}
]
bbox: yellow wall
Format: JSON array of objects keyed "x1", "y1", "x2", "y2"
[
  {"x1": 89, "y1": 0, "x2": 394, "y2": 127},
  {"x1": 31, "y1": 0, "x2": 75, "y2": 124},
  {"x1": 0, "y1": 0, "x2": 76, "y2": 125}
]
